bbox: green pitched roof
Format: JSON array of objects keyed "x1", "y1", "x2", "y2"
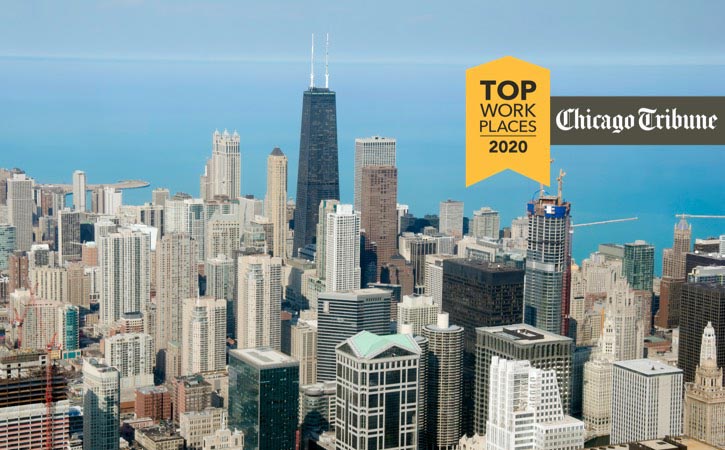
[{"x1": 347, "y1": 331, "x2": 419, "y2": 359}]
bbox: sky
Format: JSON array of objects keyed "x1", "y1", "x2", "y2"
[{"x1": 1, "y1": 1, "x2": 723, "y2": 65}]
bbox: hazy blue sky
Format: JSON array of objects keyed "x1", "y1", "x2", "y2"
[{"x1": 1, "y1": 0, "x2": 722, "y2": 65}]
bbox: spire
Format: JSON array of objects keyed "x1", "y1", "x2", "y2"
[
  {"x1": 310, "y1": 33, "x2": 315, "y2": 89},
  {"x1": 700, "y1": 321, "x2": 717, "y2": 367},
  {"x1": 325, "y1": 32, "x2": 329, "y2": 88}
]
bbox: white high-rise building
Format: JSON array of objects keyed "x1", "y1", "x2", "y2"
[
  {"x1": 104, "y1": 332, "x2": 154, "y2": 402},
  {"x1": 397, "y1": 203, "x2": 409, "y2": 235},
  {"x1": 424, "y1": 254, "x2": 455, "y2": 310},
  {"x1": 471, "y1": 207, "x2": 500, "y2": 240},
  {"x1": 486, "y1": 357, "x2": 584, "y2": 450},
  {"x1": 397, "y1": 294, "x2": 438, "y2": 336},
  {"x1": 164, "y1": 197, "x2": 206, "y2": 260},
  {"x1": 582, "y1": 317, "x2": 617, "y2": 439},
  {"x1": 72, "y1": 170, "x2": 87, "y2": 212},
  {"x1": 237, "y1": 254, "x2": 282, "y2": 350},
  {"x1": 202, "y1": 130, "x2": 241, "y2": 201},
  {"x1": 205, "y1": 254, "x2": 235, "y2": 302},
  {"x1": 684, "y1": 322, "x2": 725, "y2": 448},
  {"x1": 439, "y1": 200, "x2": 464, "y2": 239},
  {"x1": 205, "y1": 212, "x2": 241, "y2": 260},
  {"x1": 611, "y1": 359, "x2": 683, "y2": 444},
  {"x1": 8, "y1": 289, "x2": 60, "y2": 349},
  {"x1": 353, "y1": 136, "x2": 396, "y2": 212},
  {"x1": 291, "y1": 311, "x2": 318, "y2": 385},
  {"x1": 324, "y1": 204, "x2": 361, "y2": 292},
  {"x1": 102, "y1": 186, "x2": 122, "y2": 215},
  {"x1": 83, "y1": 358, "x2": 120, "y2": 450},
  {"x1": 7, "y1": 173, "x2": 34, "y2": 251},
  {"x1": 422, "y1": 314, "x2": 464, "y2": 449},
  {"x1": 98, "y1": 228, "x2": 151, "y2": 326},
  {"x1": 604, "y1": 278, "x2": 644, "y2": 361},
  {"x1": 265, "y1": 147, "x2": 288, "y2": 259},
  {"x1": 335, "y1": 331, "x2": 421, "y2": 450},
  {"x1": 181, "y1": 296, "x2": 227, "y2": 376}
]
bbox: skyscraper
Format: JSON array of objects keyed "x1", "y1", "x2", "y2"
[
  {"x1": 72, "y1": 170, "x2": 87, "y2": 212},
  {"x1": 228, "y1": 347, "x2": 299, "y2": 450},
  {"x1": 0, "y1": 224, "x2": 16, "y2": 271},
  {"x1": 422, "y1": 314, "x2": 464, "y2": 449},
  {"x1": 202, "y1": 129, "x2": 241, "y2": 201},
  {"x1": 611, "y1": 359, "x2": 683, "y2": 444},
  {"x1": 316, "y1": 288, "x2": 391, "y2": 381},
  {"x1": 265, "y1": 147, "x2": 288, "y2": 259},
  {"x1": 604, "y1": 278, "x2": 645, "y2": 361},
  {"x1": 181, "y1": 296, "x2": 227, "y2": 376},
  {"x1": 7, "y1": 173, "x2": 33, "y2": 251},
  {"x1": 623, "y1": 240, "x2": 655, "y2": 291},
  {"x1": 360, "y1": 165, "x2": 398, "y2": 283},
  {"x1": 325, "y1": 204, "x2": 361, "y2": 292},
  {"x1": 657, "y1": 218, "x2": 692, "y2": 329},
  {"x1": 684, "y1": 322, "x2": 725, "y2": 448},
  {"x1": 293, "y1": 71, "x2": 339, "y2": 255},
  {"x1": 438, "y1": 199, "x2": 464, "y2": 239},
  {"x1": 291, "y1": 313, "x2": 318, "y2": 385},
  {"x1": 83, "y1": 358, "x2": 120, "y2": 450},
  {"x1": 582, "y1": 316, "x2": 617, "y2": 439},
  {"x1": 335, "y1": 331, "x2": 421, "y2": 450},
  {"x1": 353, "y1": 136, "x2": 396, "y2": 212},
  {"x1": 58, "y1": 208, "x2": 81, "y2": 263},
  {"x1": 679, "y1": 282, "x2": 725, "y2": 383},
  {"x1": 396, "y1": 294, "x2": 438, "y2": 336},
  {"x1": 486, "y1": 357, "x2": 584, "y2": 450},
  {"x1": 470, "y1": 207, "x2": 500, "y2": 240},
  {"x1": 155, "y1": 232, "x2": 198, "y2": 377},
  {"x1": 104, "y1": 332, "x2": 154, "y2": 402},
  {"x1": 236, "y1": 254, "x2": 282, "y2": 350},
  {"x1": 474, "y1": 324, "x2": 573, "y2": 435},
  {"x1": 98, "y1": 228, "x2": 151, "y2": 327},
  {"x1": 523, "y1": 187, "x2": 572, "y2": 336}
]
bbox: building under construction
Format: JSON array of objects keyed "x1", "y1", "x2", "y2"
[{"x1": 0, "y1": 349, "x2": 71, "y2": 449}]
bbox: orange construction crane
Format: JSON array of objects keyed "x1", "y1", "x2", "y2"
[{"x1": 44, "y1": 332, "x2": 58, "y2": 450}]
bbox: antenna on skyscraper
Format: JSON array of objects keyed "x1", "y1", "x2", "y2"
[
  {"x1": 325, "y1": 32, "x2": 329, "y2": 88},
  {"x1": 310, "y1": 33, "x2": 315, "y2": 88}
]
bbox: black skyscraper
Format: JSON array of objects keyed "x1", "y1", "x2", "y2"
[{"x1": 293, "y1": 87, "x2": 339, "y2": 256}]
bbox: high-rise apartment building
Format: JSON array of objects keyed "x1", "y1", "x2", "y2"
[
  {"x1": 58, "y1": 208, "x2": 81, "y2": 263},
  {"x1": 353, "y1": 136, "x2": 396, "y2": 211},
  {"x1": 623, "y1": 240, "x2": 655, "y2": 291},
  {"x1": 422, "y1": 314, "x2": 464, "y2": 449},
  {"x1": 236, "y1": 254, "x2": 282, "y2": 350},
  {"x1": 679, "y1": 282, "x2": 725, "y2": 383},
  {"x1": 155, "y1": 232, "x2": 198, "y2": 376},
  {"x1": 325, "y1": 204, "x2": 361, "y2": 292},
  {"x1": 317, "y1": 288, "x2": 391, "y2": 381},
  {"x1": 7, "y1": 173, "x2": 34, "y2": 251},
  {"x1": 523, "y1": 190, "x2": 572, "y2": 336},
  {"x1": 104, "y1": 332, "x2": 154, "y2": 402},
  {"x1": 181, "y1": 296, "x2": 227, "y2": 376},
  {"x1": 293, "y1": 83, "x2": 339, "y2": 256},
  {"x1": 83, "y1": 358, "x2": 120, "y2": 450},
  {"x1": 610, "y1": 359, "x2": 683, "y2": 444},
  {"x1": 439, "y1": 200, "x2": 464, "y2": 239},
  {"x1": 98, "y1": 227, "x2": 151, "y2": 326},
  {"x1": 474, "y1": 324, "x2": 573, "y2": 435},
  {"x1": 228, "y1": 347, "x2": 299, "y2": 450},
  {"x1": 470, "y1": 207, "x2": 500, "y2": 240},
  {"x1": 0, "y1": 224, "x2": 15, "y2": 270},
  {"x1": 152, "y1": 187, "x2": 169, "y2": 207},
  {"x1": 205, "y1": 212, "x2": 241, "y2": 260},
  {"x1": 486, "y1": 357, "x2": 584, "y2": 450},
  {"x1": 335, "y1": 331, "x2": 421, "y2": 450},
  {"x1": 201, "y1": 129, "x2": 241, "y2": 201},
  {"x1": 291, "y1": 313, "x2": 318, "y2": 385},
  {"x1": 164, "y1": 197, "x2": 205, "y2": 260},
  {"x1": 684, "y1": 322, "x2": 725, "y2": 448},
  {"x1": 360, "y1": 165, "x2": 398, "y2": 284},
  {"x1": 396, "y1": 294, "x2": 438, "y2": 336},
  {"x1": 265, "y1": 147, "x2": 288, "y2": 259},
  {"x1": 72, "y1": 170, "x2": 87, "y2": 212},
  {"x1": 423, "y1": 254, "x2": 455, "y2": 310}
]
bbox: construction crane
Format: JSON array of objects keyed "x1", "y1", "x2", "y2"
[
  {"x1": 10, "y1": 282, "x2": 40, "y2": 348},
  {"x1": 572, "y1": 217, "x2": 639, "y2": 228}
]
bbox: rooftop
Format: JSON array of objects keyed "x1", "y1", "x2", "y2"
[
  {"x1": 230, "y1": 347, "x2": 298, "y2": 369},
  {"x1": 477, "y1": 323, "x2": 572, "y2": 344},
  {"x1": 343, "y1": 331, "x2": 420, "y2": 359},
  {"x1": 614, "y1": 358, "x2": 683, "y2": 376}
]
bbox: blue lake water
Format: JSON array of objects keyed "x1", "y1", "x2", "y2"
[{"x1": 1, "y1": 57, "x2": 723, "y2": 273}]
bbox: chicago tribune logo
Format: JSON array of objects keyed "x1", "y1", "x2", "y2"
[{"x1": 555, "y1": 107, "x2": 718, "y2": 134}]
